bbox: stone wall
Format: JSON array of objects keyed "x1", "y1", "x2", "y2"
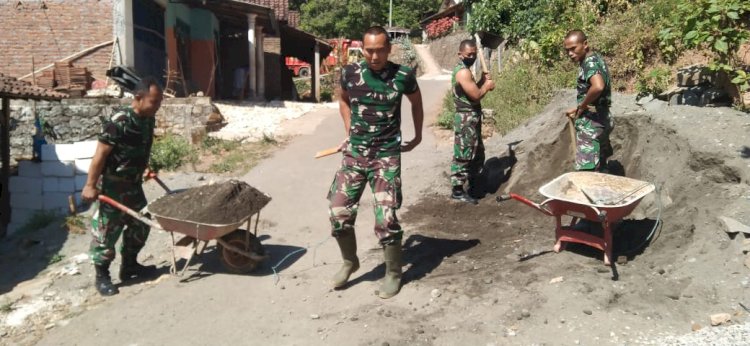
[
  {"x1": 427, "y1": 30, "x2": 473, "y2": 70},
  {"x1": 8, "y1": 97, "x2": 215, "y2": 164}
]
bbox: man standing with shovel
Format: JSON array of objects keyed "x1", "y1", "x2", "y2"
[
  {"x1": 327, "y1": 26, "x2": 424, "y2": 299},
  {"x1": 450, "y1": 39, "x2": 495, "y2": 203},
  {"x1": 563, "y1": 30, "x2": 613, "y2": 172}
]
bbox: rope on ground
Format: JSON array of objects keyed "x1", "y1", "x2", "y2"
[
  {"x1": 622, "y1": 182, "x2": 663, "y2": 254},
  {"x1": 271, "y1": 236, "x2": 331, "y2": 285}
]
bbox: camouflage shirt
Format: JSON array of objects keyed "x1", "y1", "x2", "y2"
[
  {"x1": 451, "y1": 62, "x2": 481, "y2": 112},
  {"x1": 577, "y1": 53, "x2": 612, "y2": 110},
  {"x1": 340, "y1": 61, "x2": 418, "y2": 158},
  {"x1": 98, "y1": 107, "x2": 155, "y2": 180}
]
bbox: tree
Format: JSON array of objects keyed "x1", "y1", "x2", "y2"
[
  {"x1": 300, "y1": 0, "x2": 386, "y2": 38},
  {"x1": 299, "y1": 0, "x2": 442, "y2": 38}
]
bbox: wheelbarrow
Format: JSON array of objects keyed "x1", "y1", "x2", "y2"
[
  {"x1": 97, "y1": 176, "x2": 271, "y2": 276},
  {"x1": 497, "y1": 172, "x2": 655, "y2": 265}
]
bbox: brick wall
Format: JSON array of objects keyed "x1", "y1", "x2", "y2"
[{"x1": 0, "y1": 0, "x2": 114, "y2": 81}]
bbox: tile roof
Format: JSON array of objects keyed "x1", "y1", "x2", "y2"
[
  {"x1": 243, "y1": 0, "x2": 289, "y2": 21},
  {"x1": 0, "y1": 73, "x2": 69, "y2": 101}
]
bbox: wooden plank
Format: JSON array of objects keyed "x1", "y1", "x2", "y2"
[{"x1": 1, "y1": 97, "x2": 10, "y2": 237}]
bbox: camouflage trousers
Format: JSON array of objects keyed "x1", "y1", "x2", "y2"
[
  {"x1": 575, "y1": 111, "x2": 614, "y2": 171},
  {"x1": 450, "y1": 110, "x2": 485, "y2": 187},
  {"x1": 90, "y1": 177, "x2": 150, "y2": 266},
  {"x1": 328, "y1": 154, "x2": 402, "y2": 245}
]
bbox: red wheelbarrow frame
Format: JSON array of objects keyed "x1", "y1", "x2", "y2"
[{"x1": 504, "y1": 193, "x2": 646, "y2": 265}]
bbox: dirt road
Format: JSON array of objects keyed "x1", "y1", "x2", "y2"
[{"x1": 15, "y1": 71, "x2": 750, "y2": 345}]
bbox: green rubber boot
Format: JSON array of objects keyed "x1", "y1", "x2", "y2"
[
  {"x1": 332, "y1": 230, "x2": 359, "y2": 288},
  {"x1": 378, "y1": 242, "x2": 402, "y2": 299}
]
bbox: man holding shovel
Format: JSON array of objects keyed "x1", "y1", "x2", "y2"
[
  {"x1": 563, "y1": 30, "x2": 613, "y2": 171},
  {"x1": 82, "y1": 77, "x2": 163, "y2": 296},
  {"x1": 327, "y1": 26, "x2": 424, "y2": 299},
  {"x1": 450, "y1": 39, "x2": 495, "y2": 204}
]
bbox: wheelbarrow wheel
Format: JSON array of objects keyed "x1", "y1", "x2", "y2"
[{"x1": 217, "y1": 229, "x2": 264, "y2": 274}]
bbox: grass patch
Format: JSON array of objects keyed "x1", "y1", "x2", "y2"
[
  {"x1": 150, "y1": 134, "x2": 197, "y2": 172},
  {"x1": 205, "y1": 136, "x2": 279, "y2": 175},
  {"x1": 48, "y1": 253, "x2": 65, "y2": 265},
  {"x1": 483, "y1": 56, "x2": 575, "y2": 135},
  {"x1": 0, "y1": 301, "x2": 13, "y2": 313},
  {"x1": 63, "y1": 214, "x2": 88, "y2": 235},
  {"x1": 17, "y1": 210, "x2": 60, "y2": 235}
]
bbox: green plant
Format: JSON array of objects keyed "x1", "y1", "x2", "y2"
[
  {"x1": 201, "y1": 137, "x2": 240, "y2": 155},
  {"x1": 149, "y1": 135, "x2": 196, "y2": 171},
  {"x1": 437, "y1": 90, "x2": 455, "y2": 130},
  {"x1": 17, "y1": 210, "x2": 60, "y2": 234},
  {"x1": 393, "y1": 36, "x2": 417, "y2": 66},
  {"x1": 48, "y1": 253, "x2": 65, "y2": 265},
  {"x1": 659, "y1": 0, "x2": 750, "y2": 93},
  {"x1": 482, "y1": 55, "x2": 575, "y2": 134},
  {"x1": 635, "y1": 66, "x2": 673, "y2": 96},
  {"x1": 0, "y1": 302, "x2": 13, "y2": 313},
  {"x1": 62, "y1": 214, "x2": 87, "y2": 234}
]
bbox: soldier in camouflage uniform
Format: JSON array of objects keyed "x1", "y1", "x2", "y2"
[
  {"x1": 327, "y1": 26, "x2": 424, "y2": 299},
  {"x1": 563, "y1": 30, "x2": 613, "y2": 171},
  {"x1": 450, "y1": 40, "x2": 495, "y2": 204},
  {"x1": 82, "y1": 77, "x2": 163, "y2": 296}
]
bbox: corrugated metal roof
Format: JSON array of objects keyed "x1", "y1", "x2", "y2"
[{"x1": 0, "y1": 73, "x2": 69, "y2": 101}]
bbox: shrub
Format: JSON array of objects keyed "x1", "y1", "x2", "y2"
[
  {"x1": 482, "y1": 54, "x2": 575, "y2": 135},
  {"x1": 149, "y1": 135, "x2": 196, "y2": 172},
  {"x1": 635, "y1": 66, "x2": 673, "y2": 96},
  {"x1": 437, "y1": 91, "x2": 456, "y2": 130},
  {"x1": 425, "y1": 16, "x2": 459, "y2": 39}
]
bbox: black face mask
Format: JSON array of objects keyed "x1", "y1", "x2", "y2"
[{"x1": 462, "y1": 57, "x2": 476, "y2": 67}]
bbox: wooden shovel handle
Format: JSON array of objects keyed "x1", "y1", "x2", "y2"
[
  {"x1": 314, "y1": 146, "x2": 341, "y2": 159},
  {"x1": 473, "y1": 33, "x2": 489, "y2": 74}
]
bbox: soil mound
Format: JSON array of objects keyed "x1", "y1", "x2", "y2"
[
  {"x1": 148, "y1": 180, "x2": 271, "y2": 225},
  {"x1": 402, "y1": 90, "x2": 750, "y2": 340}
]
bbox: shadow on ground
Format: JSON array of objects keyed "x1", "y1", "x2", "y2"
[
  {"x1": 471, "y1": 142, "x2": 518, "y2": 199},
  {"x1": 342, "y1": 234, "x2": 480, "y2": 289},
  {"x1": 173, "y1": 235, "x2": 306, "y2": 282},
  {"x1": 0, "y1": 224, "x2": 68, "y2": 295},
  {"x1": 560, "y1": 218, "x2": 660, "y2": 280}
]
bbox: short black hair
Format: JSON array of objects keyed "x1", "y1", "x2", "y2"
[
  {"x1": 363, "y1": 25, "x2": 390, "y2": 45},
  {"x1": 459, "y1": 39, "x2": 476, "y2": 51},
  {"x1": 134, "y1": 76, "x2": 162, "y2": 97},
  {"x1": 565, "y1": 30, "x2": 587, "y2": 43}
]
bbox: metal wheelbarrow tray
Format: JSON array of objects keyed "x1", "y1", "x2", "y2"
[
  {"x1": 98, "y1": 180, "x2": 271, "y2": 276},
  {"x1": 501, "y1": 172, "x2": 655, "y2": 265}
]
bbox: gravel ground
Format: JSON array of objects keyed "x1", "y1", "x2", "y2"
[
  {"x1": 641, "y1": 321, "x2": 750, "y2": 345},
  {"x1": 211, "y1": 100, "x2": 336, "y2": 142}
]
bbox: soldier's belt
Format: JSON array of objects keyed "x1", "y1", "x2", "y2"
[{"x1": 103, "y1": 174, "x2": 142, "y2": 183}]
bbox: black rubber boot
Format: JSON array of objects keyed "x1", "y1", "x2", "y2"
[
  {"x1": 451, "y1": 186, "x2": 478, "y2": 205},
  {"x1": 119, "y1": 255, "x2": 157, "y2": 282},
  {"x1": 377, "y1": 241, "x2": 402, "y2": 299},
  {"x1": 95, "y1": 264, "x2": 119, "y2": 296},
  {"x1": 332, "y1": 229, "x2": 360, "y2": 289}
]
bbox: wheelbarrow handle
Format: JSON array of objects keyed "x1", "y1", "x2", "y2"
[
  {"x1": 144, "y1": 172, "x2": 173, "y2": 194},
  {"x1": 98, "y1": 195, "x2": 161, "y2": 229},
  {"x1": 498, "y1": 193, "x2": 554, "y2": 216}
]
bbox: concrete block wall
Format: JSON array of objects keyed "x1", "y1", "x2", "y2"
[{"x1": 8, "y1": 140, "x2": 97, "y2": 236}]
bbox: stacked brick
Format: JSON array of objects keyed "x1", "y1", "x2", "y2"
[{"x1": 8, "y1": 141, "x2": 97, "y2": 235}]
